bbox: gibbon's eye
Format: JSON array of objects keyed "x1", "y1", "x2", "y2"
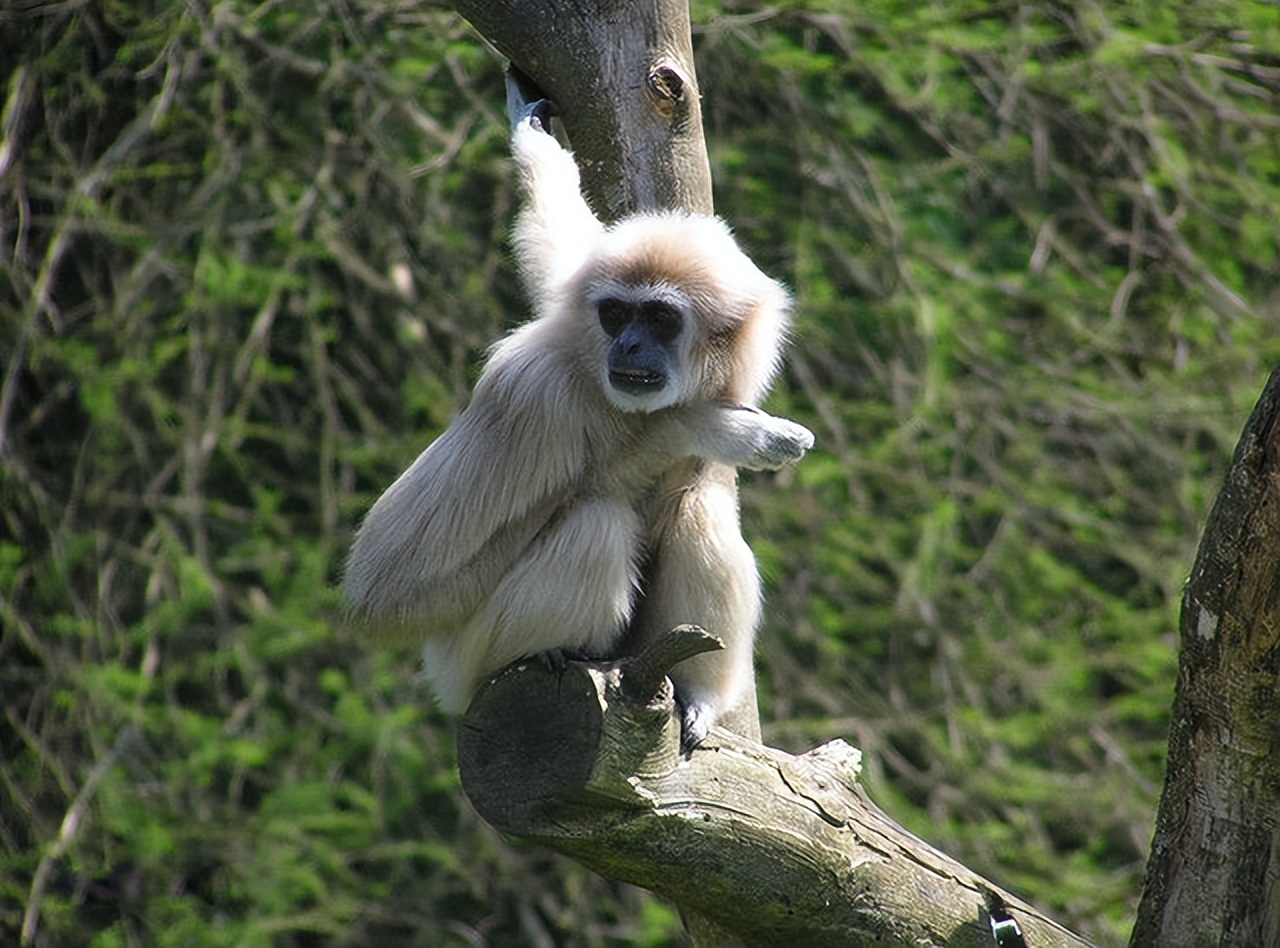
[
  {"x1": 640, "y1": 300, "x2": 683, "y2": 345},
  {"x1": 597, "y1": 298, "x2": 632, "y2": 338}
]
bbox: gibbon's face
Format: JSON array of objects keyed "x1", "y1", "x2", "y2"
[
  {"x1": 590, "y1": 279, "x2": 695, "y2": 413},
  {"x1": 582, "y1": 212, "x2": 789, "y2": 413}
]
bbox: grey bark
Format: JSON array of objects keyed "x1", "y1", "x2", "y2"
[{"x1": 1130, "y1": 363, "x2": 1280, "y2": 947}]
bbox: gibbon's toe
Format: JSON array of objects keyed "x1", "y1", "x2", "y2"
[
  {"x1": 678, "y1": 698, "x2": 715, "y2": 755},
  {"x1": 535, "y1": 648, "x2": 571, "y2": 675}
]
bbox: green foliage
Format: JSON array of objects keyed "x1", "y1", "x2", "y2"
[
  {"x1": 701, "y1": 1, "x2": 1277, "y2": 941},
  {"x1": 1, "y1": 1, "x2": 1275, "y2": 947}
]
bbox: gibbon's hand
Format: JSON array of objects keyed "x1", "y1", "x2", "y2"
[
  {"x1": 505, "y1": 65, "x2": 556, "y2": 136},
  {"x1": 674, "y1": 401, "x2": 814, "y2": 472},
  {"x1": 723, "y1": 404, "x2": 815, "y2": 471}
]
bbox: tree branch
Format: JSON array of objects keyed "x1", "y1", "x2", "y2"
[{"x1": 458, "y1": 641, "x2": 1091, "y2": 948}]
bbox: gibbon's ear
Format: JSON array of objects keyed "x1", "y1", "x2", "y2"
[{"x1": 723, "y1": 277, "x2": 792, "y2": 406}]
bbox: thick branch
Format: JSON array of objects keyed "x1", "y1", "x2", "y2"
[
  {"x1": 1131, "y1": 363, "x2": 1280, "y2": 947},
  {"x1": 459, "y1": 640, "x2": 1091, "y2": 948},
  {"x1": 452, "y1": 0, "x2": 712, "y2": 220}
]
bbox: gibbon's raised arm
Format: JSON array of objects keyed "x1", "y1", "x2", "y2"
[
  {"x1": 506, "y1": 82, "x2": 604, "y2": 316},
  {"x1": 344, "y1": 71, "x2": 813, "y2": 738}
]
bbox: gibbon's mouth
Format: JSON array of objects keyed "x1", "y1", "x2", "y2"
[{"x1": 609, "y1": 367, "x2": 665, "y2": 395}]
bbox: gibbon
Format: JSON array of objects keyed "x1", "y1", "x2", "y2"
[{"x1": 343, "y1": 78, "x2": 813, "y2": 748}]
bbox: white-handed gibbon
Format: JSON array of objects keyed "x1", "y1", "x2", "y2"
[{"x1": 343, "y1": 75, "x2": 813, "y2": 748}]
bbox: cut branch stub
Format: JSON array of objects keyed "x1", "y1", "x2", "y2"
[
  {"x1": 458, "y1": 659, "x2": 604, "y2": 832},
  {"x1": 621, "y1": 623, "x2": 723, "y2": 702}
]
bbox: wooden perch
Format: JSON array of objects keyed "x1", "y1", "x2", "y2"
[{"x1": 458, "y1": 627, "x2": 1090, "y2": 948}]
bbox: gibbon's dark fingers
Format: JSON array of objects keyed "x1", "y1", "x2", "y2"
[{"x1": 505, "y1": 65, "x2": 555, "y2": 134}]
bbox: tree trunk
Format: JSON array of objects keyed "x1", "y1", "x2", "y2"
[
  {"x1": 1130, "y1": 363, "x2": 1280, "y2": 947},
  {"x1": 452, "y1": 0, "x2": 713, "y2": 222}
]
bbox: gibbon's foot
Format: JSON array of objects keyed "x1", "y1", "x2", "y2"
[
  {"x1": 678, "y1": 697, "x2": 716, "y2": 755},
  {"x1": 505, "y1": 65, "x2": 557, "y2": 135},
  {"x1": 534, "y1": 648, "x2": 577, "y2": 675}
]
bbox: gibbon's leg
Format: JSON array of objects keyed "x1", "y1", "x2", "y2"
[
  {"x1": 420, "y1": 496, "x2": 643, "y2": 712},
  {"x1": 634, "y1": 462, "x2": 762, "y2": 749}
]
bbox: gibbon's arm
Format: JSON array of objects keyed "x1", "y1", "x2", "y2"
[
  {"x1": 343, "y1": 332, "x2": 587, "y2": 636},
  {"x1": 665, "y1": 402, "x2": 813, "y2": 473},
  {"x1": 347, "y1": 80, "x2": 602, "y2": 635},
  {"x1": 506, "y1": 75, "x2": 604, "y2": 314}
]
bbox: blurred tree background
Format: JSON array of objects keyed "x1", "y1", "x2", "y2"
[{"x1": 1, "y1": 1, "x2": 1275, "y2": 946}]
